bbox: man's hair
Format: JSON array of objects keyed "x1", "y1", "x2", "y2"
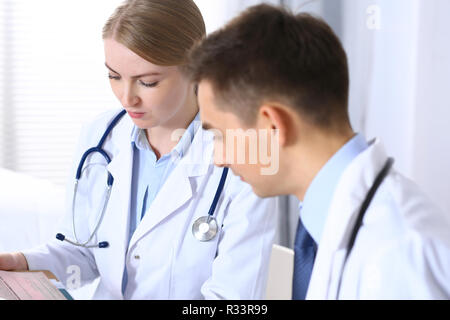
[{"x1": 186, "y1": 4, "x2": 350, "y2": 129}]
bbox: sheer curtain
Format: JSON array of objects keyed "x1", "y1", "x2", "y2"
[
  {"x1": 412, "y1": 0, "x2": 450, "y2": 214},
  {"x1": 341, "y1": 0, "x2": 450, "y2": 213}
]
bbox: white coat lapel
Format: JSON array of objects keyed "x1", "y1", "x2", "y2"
[
  {"x1": 102, "y1": 114, "x2": 134, "y2": 290},
  {"x1": 128, "y1": 127, "x2": 213, "y2": 248},
  {"x1": 306, "y1": 139, "x2": 389, "y2": 299}
]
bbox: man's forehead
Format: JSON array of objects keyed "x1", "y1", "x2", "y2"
[
  {"x1": 197, "y1": 82, "x2": 222, "y2": 128},
  {"x1": 197, "y1": 81, "x2": 246, "y2": 131}
]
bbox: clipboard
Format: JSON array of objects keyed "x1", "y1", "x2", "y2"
[{"x1": 0, "y1": 270, "x2": 73, "y2": 300}]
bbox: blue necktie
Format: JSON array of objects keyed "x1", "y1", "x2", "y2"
[{"x1": 292, "y1": 218, "x2": 317, "y2": 300}]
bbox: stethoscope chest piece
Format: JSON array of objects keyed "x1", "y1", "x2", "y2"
[{"x1": 192, "y1": 216, "x2": 218, "y2": 242}]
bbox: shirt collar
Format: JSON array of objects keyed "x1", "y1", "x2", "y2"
[
  {"x1": 131, "y1": 112, "x2": 200, "y2": 159},
  {"x1": 300, "y1": 133, "x2": 368, "y2": 245},
  {"x1": 174, "y1": 112, "x2": 200, "y2": 158}
]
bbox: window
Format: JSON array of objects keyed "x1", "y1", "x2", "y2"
[{"x1": 0, "y1": 0, "x2": 123, "y2": 185}]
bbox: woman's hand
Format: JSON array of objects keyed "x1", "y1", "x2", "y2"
[{"x1": 0, "y1": 252, "x2": 29, "y2": 271}]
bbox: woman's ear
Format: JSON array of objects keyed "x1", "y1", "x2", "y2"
[{"x1": 259, "y1": 104, "x2": 296, "y2": 147}]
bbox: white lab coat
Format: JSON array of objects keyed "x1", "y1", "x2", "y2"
[
  {"x1": 22, "y1": 109, "x2": 278, "y2": 300},
  {"x1": 307, "y1": 139, "x2": 450, "y2": 299}
]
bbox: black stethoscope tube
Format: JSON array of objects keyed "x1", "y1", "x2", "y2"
[{"x1": 335, "y1": 157, "x2": 395, "y2": 299}]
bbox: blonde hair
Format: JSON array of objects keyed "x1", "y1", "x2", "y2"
[{"x1": 103, "y1": 0, "x2": 206, "y2": 67}]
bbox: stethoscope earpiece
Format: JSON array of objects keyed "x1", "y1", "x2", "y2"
[
  {"x1": 98, "y1": 241, "x2": 110, "y2": 249},
  {"x1": 56, "y1": 233, "x2": 109, "y2": 249},
  {"x1": 56, "y1": 233, "x2": 65, "y2": 241}
]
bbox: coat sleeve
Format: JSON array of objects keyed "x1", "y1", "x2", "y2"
[
  {"x1": 200, "y1": 175, "x2": 279, "y2": 299},
  {"x1": 21, "y1": 118, "x2": 102, "y2": 287}
]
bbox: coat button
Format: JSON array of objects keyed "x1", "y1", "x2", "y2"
[{"x1": 134, "y1": 255, "x2": 140, "y2": 260}]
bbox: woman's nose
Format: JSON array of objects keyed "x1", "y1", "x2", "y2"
[
  {"x1": 121, "y1": 86, "x2": 140, "y2": 108},
  {"x1": 213, "y1": 142, "x2": 229, "y2": 168}
]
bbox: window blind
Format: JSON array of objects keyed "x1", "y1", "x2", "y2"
[{"x1": 0, "y1": 0, "x2": 123, "y2": 186}]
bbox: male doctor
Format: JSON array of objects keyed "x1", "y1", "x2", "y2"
[{"x1": 187, "y1": 4, "x2": 450, "y2": 299}]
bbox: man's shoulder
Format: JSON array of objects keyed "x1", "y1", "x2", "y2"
[{"x1": 373, "y1": 170, "x2": 450, "y2": 249}]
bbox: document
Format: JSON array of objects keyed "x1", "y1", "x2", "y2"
[{"x1": 0, "y1": 271, "x2": 68, "y2": 300}]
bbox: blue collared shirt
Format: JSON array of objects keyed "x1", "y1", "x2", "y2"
[
  {"x1": 300, "y1": 134, "x2": 368, "y2": 245},
  {"x1": 123, "y1": 113, "x2": 199, "y2": 294},
  {"x1": 128, "y1": 113, "x2": 200, "y2": 243}
]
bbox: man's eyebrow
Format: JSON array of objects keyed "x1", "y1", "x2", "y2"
[{"x1": 105, "y1": 63, "x2": 161, "y2": 78}]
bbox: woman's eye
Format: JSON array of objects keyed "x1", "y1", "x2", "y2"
[
  {"x1": 108, "y1": 74, "x2": 120, "y2": 80},
  {"x1": 139, "y1": 80, "x2": 159, "y2": 88}
]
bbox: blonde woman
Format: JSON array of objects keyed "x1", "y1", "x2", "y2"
[{"x1": 0, "y1": 0, "x2": 277, "y2": 299}]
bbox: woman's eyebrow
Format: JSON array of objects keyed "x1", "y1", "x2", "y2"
[
  {"x1": 105, "y1": 63, "x2": 120, "y2": 74},
  {"x1": 105, "y1": 62, "x2": 161, "y2": 78}
]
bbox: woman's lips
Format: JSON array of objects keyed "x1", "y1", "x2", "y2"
[{"x1": 128, "y1": 111, "x2": 145, "y2": 119}]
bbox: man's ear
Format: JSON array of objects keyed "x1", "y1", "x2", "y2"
[{"x1": 259, "y1": 104, "x2": 297, "y2": 147}]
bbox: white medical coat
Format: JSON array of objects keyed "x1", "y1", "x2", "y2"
[
  {"x1": 307, "y1": 139, "x2": 450, "y2": 299},
  {"x1": 22, "y1": 109, "x2": 278, "y2": 300}
]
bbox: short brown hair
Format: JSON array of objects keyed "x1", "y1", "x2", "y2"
[
  {"x1": 103, "y1": 0, "x2": 206, "y2": 67},
  {"x1": 187, "y1": 4, "x2": 350, "y2": 128}
]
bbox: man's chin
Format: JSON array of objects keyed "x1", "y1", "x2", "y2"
[{"x1": 250, "y1": 185, "x2": 274, "y2": 199}]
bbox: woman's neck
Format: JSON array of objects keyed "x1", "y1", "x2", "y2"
[{"x1": 145, "y1": 95, "x2": 199, "y2": 160}]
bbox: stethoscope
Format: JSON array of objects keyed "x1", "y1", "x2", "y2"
[
  {"x1": 335, "y1": 156, "x2": 395, "y2": 299},
  {"x1": 56, "y1": 109, "x2": 228, "y2": 248}
]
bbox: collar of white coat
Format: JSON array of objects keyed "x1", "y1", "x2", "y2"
[
  {"x1": 315, "y1": 138, "x2": 388, "y2": 248},
  {"x1": 306, "y1": 138, "x2": 390, "y2": 299},
  {"x1": 107, "y1": 111, "x2": 212, "y2": 179}
]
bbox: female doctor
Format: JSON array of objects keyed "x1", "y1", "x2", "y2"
[{"x1": 0, "y1": 0, "x2": 277, "y2": 299}]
